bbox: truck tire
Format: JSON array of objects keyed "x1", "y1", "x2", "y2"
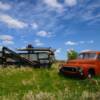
[{"x1": 87, "y1": 69, "x2": 95, "y2": 78}]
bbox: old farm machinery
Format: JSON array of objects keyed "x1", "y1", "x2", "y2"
[{"x1": 0, "y1": 44, "x2": 55, "y2": 68}]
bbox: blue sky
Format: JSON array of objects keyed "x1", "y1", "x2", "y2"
[{"x1": 0, "y1": 0, "x2": 100, "y2": 60}]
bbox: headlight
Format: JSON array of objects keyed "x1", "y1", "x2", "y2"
[{"x1": 77, "y1": 67, "x2": 83, "y2": 72}]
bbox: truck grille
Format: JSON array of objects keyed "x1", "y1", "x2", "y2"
[{"x1": 62, "y1": 67, "x2": 77, "y2": 72}]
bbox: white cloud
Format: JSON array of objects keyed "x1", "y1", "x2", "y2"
[
  {"x1": 79, "y1": 41, "x2": 85, "y2": 44},
  {"x1": 65, "y1": 40, "x2": 94, "y2": 46},
  {"x1": 31, "y1": 22, "x2": 38, "y2": 29},
  {"x1": 0, "y1": 35, "x2": 14, "y2": 45},
  {"x1": 0, "y1": 14, "x2": 28, "y2": 29},
  {"x1": 36, "y1": 30, "x2": 52, "y2": 37},
  {"x1": 55, "y1": 48, "x2": 61, "y2": 54},
  {"x1": 0, "y1": 35, "x2": 13, "y2": 41},
  {"x1": 87, "y1": 40, "x2": 94, "y2": 44},
  {"x1": 34, "y1": 39, "x2": 44, "y2": 46},
  {"x1": 55, "y1": 48, "x2": 61, "y2": 58},
  {"x1": 0, "y1": 1, "x2": 11, "y2": 10},
  {"x1": 2, "y1": 40, "x2": 14, "y2": 45},
  {"x1": 43, "y1": 0, "x2": 62, "y2": 9},
  {"x1": 65, "y1": 41, "x2": 77, "y2": 45},
  {"x1": 80, "y1": 40, "x2": 94, "y2": 44},
  {"x1": 23, "y1": 40, "x2": 28, "y2": 44},
  {"x1": 80, "y1": 3, "x2": 100, "y2": 24},
  {"x1": 65, "y1": 0, "x2": 77, "y2": 7}
]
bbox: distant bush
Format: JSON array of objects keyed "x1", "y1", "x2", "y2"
[{"x1": 67, "y1": 49, "x2": 78, "y2": 60}]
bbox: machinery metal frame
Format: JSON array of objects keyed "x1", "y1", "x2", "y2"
[{"x1": 0, "y1": 45, "x2": 55, "y2": 68}]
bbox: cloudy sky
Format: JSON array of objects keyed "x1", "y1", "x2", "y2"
[{"x1": 0, "y1": 0, "x2": 100, "y2": 60}]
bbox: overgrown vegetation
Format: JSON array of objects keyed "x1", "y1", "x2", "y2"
[{"x1": 0, "y1": 63, "x2": 100, "y2": 100}]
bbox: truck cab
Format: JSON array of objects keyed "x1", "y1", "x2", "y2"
[{"x1": 59, "y1": 51, "x2": 100, "y2": 78}]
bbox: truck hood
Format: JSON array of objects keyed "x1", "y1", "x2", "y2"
[{"x1": 65, "y1": 59, "x2": 96, "y2": 66}]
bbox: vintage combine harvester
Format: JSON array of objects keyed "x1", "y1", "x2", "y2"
[{"x1": 0, "y1": 44, "x2": 55, "y2": 68}]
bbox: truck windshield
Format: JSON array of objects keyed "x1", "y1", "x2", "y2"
[{"x1": 78, "y1": 53, "x2": 97, "y2": 59}]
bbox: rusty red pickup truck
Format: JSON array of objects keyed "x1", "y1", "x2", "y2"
[{"x1": 59, "y1": 51, "x2": 100, "y2": 78}]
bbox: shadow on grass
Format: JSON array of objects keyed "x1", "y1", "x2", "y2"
[{"x1": 58, "y1": 72, "x2": 86, "y2": 81}]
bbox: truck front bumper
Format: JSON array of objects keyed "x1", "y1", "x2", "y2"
[{"x1": 59, "y1": 67, "x2": 84, "y2": 78}]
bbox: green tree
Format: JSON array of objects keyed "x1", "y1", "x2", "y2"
[{"x1": 67, "y1": 49, "x2": 78, "y2": 60}]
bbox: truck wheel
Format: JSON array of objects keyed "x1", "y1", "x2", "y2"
[{"x1": 87, "y1": 69, "x2": 95, "y2": 78}]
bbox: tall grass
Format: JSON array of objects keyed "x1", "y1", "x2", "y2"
[{"x1": 0, "y1": 63, "x2": 100, "y2": 100}]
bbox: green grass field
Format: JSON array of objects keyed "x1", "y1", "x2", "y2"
[{"x1": 0, "y1": 63, "x2": 100, "y2": 100}]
